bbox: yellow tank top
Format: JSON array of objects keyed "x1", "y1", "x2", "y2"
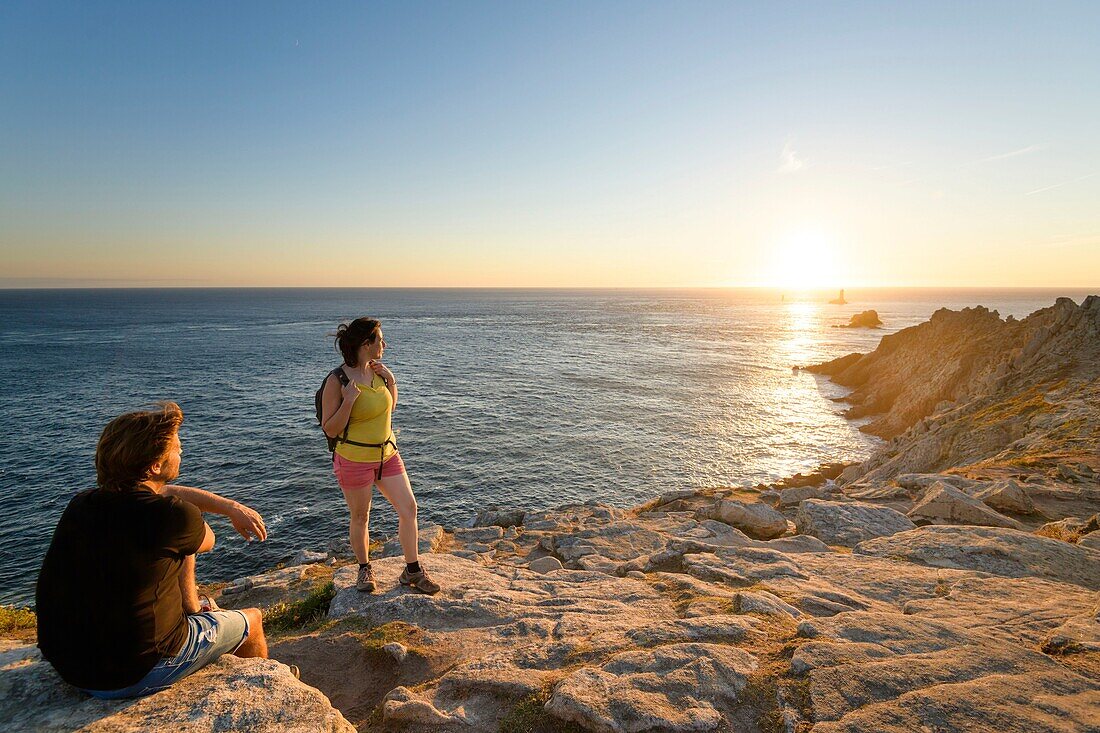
[{"x1": 334, "y1": 372, "x2": 397, "y2": 463}]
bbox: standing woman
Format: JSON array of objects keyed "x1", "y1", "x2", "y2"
[{"x1": 320, "y1": 318, "x2": 440, "y2": 595}]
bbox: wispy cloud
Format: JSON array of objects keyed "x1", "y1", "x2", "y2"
[
  {"x1": 898, "y1": 143, "x2": 1045, "y2": 188},
  {"x1": 1025, "y1": 172, "x2": 1097, "y2": 196},
  {"x1": 975, "y1": 144, "x2": 1044, "y2": 164},
  {"x1": 777, "y1": 141, "x2": 804, "y2": 174}
]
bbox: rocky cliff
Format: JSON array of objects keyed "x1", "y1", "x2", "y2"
[{"x1": 807, "y1": 296, "x2": 1100, "y2": 518}]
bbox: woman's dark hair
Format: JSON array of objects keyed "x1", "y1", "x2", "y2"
[
  {"x1": 334, "y1": 317, "x2": 381, "y2": 367},
  {"x1": 96, "y1": 402, "x2": 184, "y2": 490}
]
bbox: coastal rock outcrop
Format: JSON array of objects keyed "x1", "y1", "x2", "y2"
[
  {"x1": 907, "y1": 481, "x2": 1024, "y2": 529},
  {"x1": 806, "y1": 298, "x2": 1100, "y2": 520},
  {"x1": 855, "y1": 525, "x2": 1100, "y2": 590},
  {"x1": 793, "y1": 611, "x2": 1100, "y2": 732},
  {"x1": 794, "y1": 499, "x2": 915, "y2": 546},
  {"x1": 0, "y1": 641, "x2": 353, "y2": 732}
]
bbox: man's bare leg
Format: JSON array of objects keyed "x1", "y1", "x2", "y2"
[
  {"x1": 234, "y1": 608, "x2": 268, "y2": 659},
  {"x1": 179, "y1": 554, "x2": 201, "y2": 614},
  {"x1": 179, "y1": 550, "x2": 267, "y2": 658}
]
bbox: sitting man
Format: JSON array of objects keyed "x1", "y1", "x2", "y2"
[{"x1": 37, "y1": 402, "x2": 272, "y2": 698}]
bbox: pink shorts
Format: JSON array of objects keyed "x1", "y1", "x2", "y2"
[{"x1": 333, "y1": 452, "x2": 406, "y2": 490}]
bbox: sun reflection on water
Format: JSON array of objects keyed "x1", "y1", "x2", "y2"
[{"x1": 782, "y1": 300, "x2": 820, "y2": 365}]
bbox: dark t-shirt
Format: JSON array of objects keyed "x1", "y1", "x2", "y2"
[{"x1": 36, "y1": 486, "x2": 206, "y2": 690}]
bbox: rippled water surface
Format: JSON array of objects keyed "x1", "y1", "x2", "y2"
[{"x1": 1, "y1": 287, "x2": 1091, "y2": 605}]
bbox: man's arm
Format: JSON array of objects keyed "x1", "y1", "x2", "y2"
[{"x1": 162, "y1": 484, "x2": 267, "y2": 541}]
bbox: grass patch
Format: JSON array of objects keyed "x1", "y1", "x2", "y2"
[
  {"x1": 968, "y1": 382, "x2": 1064, "y2": 428},
  {"x1": 1035, "y1": 524, "x2": 1081, "y2": 543},
  {"x1": 357, "y1": 621, "x2": 421, "y2": 652},
  {"x1": 498, "y1": 693, "x2": 584, "y2": 733},
  {"x1": 934, "y1": 573, "x2": 952, "y2": 598},
  {"x1": 263, "y1": 581, "x2": 335, "y2": 635},
  {"x1": 0, "y1": 606, "x2": 36, "y2": 636}
]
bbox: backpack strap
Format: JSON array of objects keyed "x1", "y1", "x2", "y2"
[{"x1": 330, "y1": 367, "x2": 353, "y2": 446}]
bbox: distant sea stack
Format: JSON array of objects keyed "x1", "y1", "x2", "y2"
[
  {"x1": 828, "y1": 288, "x2": 847, "y2": 304},
  {"x1": 835, "y1": 309, "x2": 882, "y2": 328}
]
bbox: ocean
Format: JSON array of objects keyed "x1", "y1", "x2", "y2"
[{"x1": 1, "y1": 287, "x2": 1092, "y2": 606}]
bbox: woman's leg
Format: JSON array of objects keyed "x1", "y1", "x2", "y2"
[
  {"x1": 375, "y1": 471, "x2": 419, "y2": 563},
  {"x1": 341, "y1": 486, "x2": 373, "y2": 564}
]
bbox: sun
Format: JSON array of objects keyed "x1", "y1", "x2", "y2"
[{"x1": 764, "y1": 229, "x2": 840, "y2": 292}]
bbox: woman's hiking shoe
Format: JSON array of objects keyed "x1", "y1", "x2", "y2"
[
  {"x1": 356, "y1": 563, "x2": 376, "y2": 593},
  {"x1": 399, "y1": 566, "x2": 440, "y2": 595},
  {"x1": 289, "y1": 664, "x2": 301, "y2": 680}
]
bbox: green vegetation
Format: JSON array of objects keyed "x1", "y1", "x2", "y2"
[
  {"x1": 498, "y1": 693, "x2": 583, "y2": 733},
  {"x1": 263, "y1": 581, "x2": 336, "y2": 635},
  {"x1": 357, "y1": 621, "x2": 420, "y2": 652},
  {"x1": 0, "y1": 606, "x2": 36, "y2": 636},
  {"x1": 968, "y1": 382, "x2": 1063, "y2": 428}
]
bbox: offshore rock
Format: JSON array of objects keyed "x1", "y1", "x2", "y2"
[{"x1": 837, "y1": 309, "x2": 882, "y2": 328}]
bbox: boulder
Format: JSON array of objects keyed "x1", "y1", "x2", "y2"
[
  {"x1": 907, "y1": 481, "x2": 1023, "y2": 529},
  {"x1": 453, "y1": 526, "x2": 505, "y2": 543},
  {"x1": 473, "y1": 507, "x2": 526, "y2": 528},
  {"x1": 855, "y1": 525, "x2": 1100, "y2": 590},
  {"x1": 380, "y1": 524, "x2": 444, "y2": 558},
  {"x1": 975, "y1": 479, "x2": 1035, "y2": 514},
  {"x1": 0, "y1": 642, "x2": 354, "y2": 732},
  {"x1": 290, "y1": 549, "x2": 328, "y2": 566},
  {"x1": 779, "y1": 485, "x2": 823, "y2": 507},
  {"x1": 1037, "y1": 514, "x2": 1100, "y2": 543},
  {"x1": 528, "y1": 556, "x2": 564, "y2": 574},
  {"x1": 706, "y1": 500, "x2": 788, "y2": 540},
  {"x1": 794, "y1": 499, "x2": 916, "y2": 547}
]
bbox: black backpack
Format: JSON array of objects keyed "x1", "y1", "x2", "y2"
[{"x1": 315, "y1": 367, "x2": 350, "y2": 452}]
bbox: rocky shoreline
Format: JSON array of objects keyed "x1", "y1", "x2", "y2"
[{"x1": 3, "y1": 297, "x2": 1099, "y2": 731}]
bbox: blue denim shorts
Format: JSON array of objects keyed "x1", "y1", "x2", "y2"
[{"x1": 82, "y1": 610, "x2": 250, "y2": 699}]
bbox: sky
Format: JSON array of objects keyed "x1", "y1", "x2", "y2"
[{"x1": 1, "y1": 1, "x2": 1098, "y2": 288}]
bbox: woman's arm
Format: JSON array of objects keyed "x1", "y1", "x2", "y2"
[{"x1": 322, "y1": 372, "x2": 358, "y2": 438}]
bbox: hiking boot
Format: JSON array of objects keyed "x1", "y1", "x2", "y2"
[
  {"x1": 356, "y1": 563, "x2": 376, "y2": 593},
  {"x1": 399, "y1": 566, "x2": 440, "y2": 595}
]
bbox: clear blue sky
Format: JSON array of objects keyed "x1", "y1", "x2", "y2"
[{"x1": 2, "y1": 1, "x2": 1098, "y2": 287}]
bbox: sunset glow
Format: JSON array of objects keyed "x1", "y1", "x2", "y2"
[
  {"x1": 764, "y1": 231, "x2": 841, "y2": 291},
  {"x1": 1, "y1": 3, "x2": 1098, "y2": 288}
]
